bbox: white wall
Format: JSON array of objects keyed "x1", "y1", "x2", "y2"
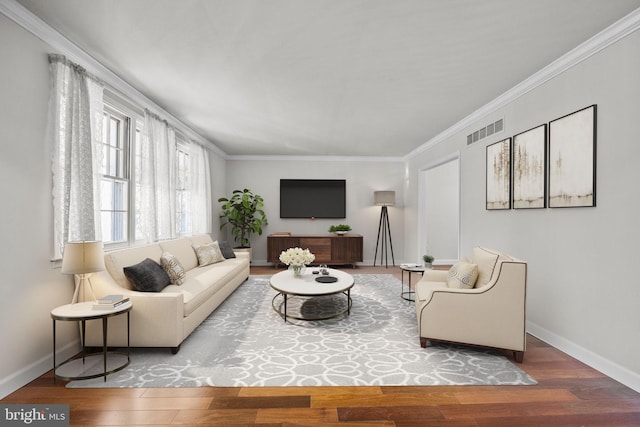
[
  {"x1": 224, "y1": 159, "x2": 405, "y2": 265},
  {"x1": 404, "y1": 30, "x2": 640, "y2": 391},
  {"x1": 0, "y1": 15, "x2": 82, "y2": 397}
]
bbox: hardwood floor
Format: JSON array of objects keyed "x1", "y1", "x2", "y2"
[{"x1": 3, "y1": 266, "x2": 640, "y2": 426}]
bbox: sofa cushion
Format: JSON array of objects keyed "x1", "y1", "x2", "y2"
[
  {"x1": 447, "y1": 261, "x2": 479, "y2": 289},
  {"x1": 163, "y1": 258, "x2": 249, "y2": 316},
  {"x1": 159, "y1": 238, "x2": 199, "y2": 271},
  {"x1": 471, "y1": 247, "x2": 500, "y2": 287},
  {"x1": 189, "y1": 234, "x2": 214, "y2": 246},
  {"x1": 193, "y1": 242, "x2": 225, "y2": 266},
  {"x1": 124, "y1": 258, "x2": 171, "y2": 292},
  {"x1": 160, "y1": 252, "x2": 186, "y2": 285},
  {"x1": 217, "y1": 241, "x2": 236, "y2": 259}
]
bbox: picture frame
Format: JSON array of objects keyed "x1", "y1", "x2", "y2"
[
  {"x1": 486, "y1": 138, "x2": 511, "y2": 210},
  {"x1": 548, "y1": 105, "x2": 597, "y2": 208},
  {"x1": 512, "y1": 124, "x2": 547, "y2": 209}
]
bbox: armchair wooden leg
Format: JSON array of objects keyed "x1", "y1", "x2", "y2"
[
  {"x1": 514, "y1": 351, "x2": 524, "y2": 363},
  {"x1": 420, "y1": 337, "x2": 429, "y2": 348}
]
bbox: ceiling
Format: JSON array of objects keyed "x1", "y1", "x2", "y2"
[{"x1": 14, "y1": 0, "x2": 640, "y2": 157}]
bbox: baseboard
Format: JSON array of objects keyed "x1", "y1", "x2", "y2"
[
  {"x1": 0, "y1": 340, "x2": 80, "y2": 399},
  {"x1": 527, "y1": 321, "x2": 640, "y2": 393}
]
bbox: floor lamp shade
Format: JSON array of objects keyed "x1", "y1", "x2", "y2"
[
  {"x1": 61, "y1": 241, "x2": 105, "y2": 303},
  {"x1": 374, "y1": 191, "x2": 395, "y2": 206}
]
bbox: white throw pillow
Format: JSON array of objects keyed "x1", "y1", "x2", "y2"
[
  {"x1": 160, "y1": 252, "x2": 186, "y2": 285},
  {"x1": 192, "y1": 242, "x2": 225, "y2": 266},
  {"x1": 447, "y1": 261, "x2": 479, "y2": 289}
]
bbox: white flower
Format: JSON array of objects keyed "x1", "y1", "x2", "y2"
[{"x1": 279, "y1": 247, "x2": 315, "y2": 266}]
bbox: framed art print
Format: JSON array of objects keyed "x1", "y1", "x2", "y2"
[
  {"x1": 512, "y1": 124, "x2": 547, "y2": 209},
  {"x1": 486, "y1": 138, "x2": 511, "y2": 210},
  {"x1": 548, "y1": 105, "x2": 596, "y2": 208}
]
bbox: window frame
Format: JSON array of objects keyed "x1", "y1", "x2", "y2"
[{"x1": 101, "y1": 92, "x2": 143, "y2": 250}]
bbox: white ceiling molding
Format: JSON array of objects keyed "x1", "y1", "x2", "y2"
[
  {"x1": 404, "y1": 7, "x2": 640, "y2": 162},
  {"x1": 0, "y1": 0, "x2": 227, "y2": 158},
  {"x1": 226, "y1": 155, "x2": 404, "y2": 163}
]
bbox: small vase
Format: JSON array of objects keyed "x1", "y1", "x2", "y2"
[{"x1": 290, "y1": 264, "x2": 306, "y2": 277}]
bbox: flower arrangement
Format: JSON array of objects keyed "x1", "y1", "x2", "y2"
[{"x1": 279, "y1": 247, "x2": 315, "y2": 266}]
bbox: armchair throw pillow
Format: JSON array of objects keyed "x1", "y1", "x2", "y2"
[
  {"x1": 447, "y1": 261, "x2": 479, "y2": 289},
  {"x1": 471, "y1": 247, "x2": 500, "y2": 287}
]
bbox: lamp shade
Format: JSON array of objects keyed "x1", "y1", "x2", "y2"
[
  {"x1": 374, "y1": 191, "x2": 395, "y2": 206},
  {"x1": 61, "y1": 241, "x2": 105, "y2": 275}
]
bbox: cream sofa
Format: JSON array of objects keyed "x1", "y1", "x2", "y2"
[
  {"x1": 85, "y1": 234, "x2": 250, "y2": 353},
  {"x1": 415, "y1": 247, "x2": 527, "y2": 362}
]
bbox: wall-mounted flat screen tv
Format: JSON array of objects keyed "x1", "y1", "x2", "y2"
[{"x1": 280, "y1": 179, "x2": 346, "y2": 219}]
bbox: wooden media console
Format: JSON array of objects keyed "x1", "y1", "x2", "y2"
[{"x1": 267, "y1": 233, "x2": 363, "y2": 267}]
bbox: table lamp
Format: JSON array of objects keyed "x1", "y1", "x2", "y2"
[{"x1": 61, "y1": 241, "x2": 105, "y2": 303}]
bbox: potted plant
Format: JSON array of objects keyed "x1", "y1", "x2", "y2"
[
  {"x1": 218, "y1": 188, "x2": 268, "y2": 249},
  {"x1": 423, "y1": 254, "x2": 434, "y2": 268},
  {"x1": 329, "y1": 224, "x2": 352, "y2": 235}
]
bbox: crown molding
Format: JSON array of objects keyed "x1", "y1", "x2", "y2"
[
  {"x1": 0, "y1": 0, "x2": 227, "y2": 159},
  {"x1": 226, "y1": 154, "x2": 404, "y2": 162},
  {"x1": 405, "y1": 6, "x2": 640, "y2": 161}
]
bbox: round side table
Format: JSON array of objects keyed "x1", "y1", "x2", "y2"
[
  {"x1": 399, "y1": 264, "x2": 428, "y2": 302},
  {"x1": 51, "y1": 301, "x2": 131, "y2": 382}
]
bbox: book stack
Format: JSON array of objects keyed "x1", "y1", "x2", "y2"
[{"x1": 93, "y1": 294, "x2": 131, "y2": 310}]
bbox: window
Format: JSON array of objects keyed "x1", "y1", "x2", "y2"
[
  {"x1": 99, "y1": 107, "x2": 130, "y2": 244},
  {"x1": 96, "y1": 95, "x2": 209, "y2": 247}
]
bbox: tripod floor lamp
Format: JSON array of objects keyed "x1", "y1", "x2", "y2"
[{"x1": 373, "y1": 191, "x2": 395, "y2": 267}]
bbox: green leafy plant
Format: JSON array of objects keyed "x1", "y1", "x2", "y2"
[
  {"x1": 218, "y1": 189, "x2": 268, "y2": 248},
  {"x1": 329, "y1": 224, "x2": 352, "y2": 233},
  {"x1": 423, "y1": 254, "x2": 434, "y2": 264}
]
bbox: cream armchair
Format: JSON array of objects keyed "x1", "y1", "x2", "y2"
[{"x1": 414, "y1": 247, "x2": 527, "y2": 362}]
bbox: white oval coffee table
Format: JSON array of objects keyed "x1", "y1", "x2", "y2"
[{"x1": 270, "y1": 268, "x2": 354, "y2": 322}]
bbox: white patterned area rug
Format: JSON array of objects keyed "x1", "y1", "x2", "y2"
[{"x1": 67, "y1": 274, "x2": 536, "y2": 388}]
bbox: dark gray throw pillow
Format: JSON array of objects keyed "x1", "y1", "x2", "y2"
[
  {"x1": 218, "y1": 241, "x2": 236, "y2": 259},
  {"x1": 123, "y1": 258, "x2": 171, "y2": 292}
]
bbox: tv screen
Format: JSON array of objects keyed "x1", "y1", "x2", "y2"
[{"x1": 280, "y1": 179, "x2": 346, "y2": 219}]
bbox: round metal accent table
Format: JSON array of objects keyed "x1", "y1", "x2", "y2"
[
  {"x1": 51, "y1": 301, "x2": 131, "y2": 382},
  {"x1": 399, "y1": 264, "x2": 427, "y2": 302},
  {"x1": 270, "y1": 268, "x2": 354, "y2": 322}
]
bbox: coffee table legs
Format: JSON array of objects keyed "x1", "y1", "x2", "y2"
[{"x1": 271, "y1": 292, "x2": 352, "y2": 322}]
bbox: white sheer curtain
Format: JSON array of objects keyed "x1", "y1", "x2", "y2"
[
  {"x1": 189, "y1": 143, "x2": 211, "y2": 234},
  {"x1": 49, "y1": 54, "x2": 103, "y2": 258},
  {"x1": 139, "y1": 110, "x2": 176, "y2": 242}
]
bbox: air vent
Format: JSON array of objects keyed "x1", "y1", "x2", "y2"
[{"x1": 467, "y1": 118, "x2": 504, "y2": 145}]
